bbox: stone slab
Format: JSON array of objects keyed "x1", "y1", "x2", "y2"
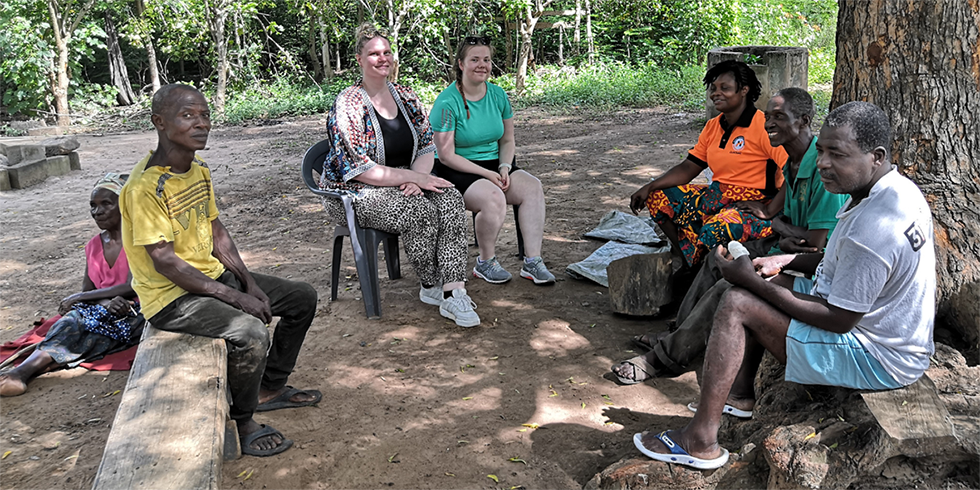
[
  {"x1": 40, "y1": 136, "x2": 80, "y2": 156},
  {"x1": 68, "y1": 151, "x2": 81, "y2": 170},
  {"x1": 7, "y1": 145, "x2": 45, "y2": 165},
  {"x1": 46, "y1": 155, "x2": 71, "y2": 177},
  {"x1": 0, "y1": 169, "x2": 9, "y2": 191},
  {"x1": 7, "y1": 158, "x2": 50, "y2": 189}
]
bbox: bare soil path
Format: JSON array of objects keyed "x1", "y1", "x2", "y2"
[{"x1": 0, "y1": 107, "x2": 726, "y2": 489}]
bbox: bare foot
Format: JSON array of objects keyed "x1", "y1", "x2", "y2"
[{"x1": 0, "y1": 373, "x2": 28, "y2": 397}]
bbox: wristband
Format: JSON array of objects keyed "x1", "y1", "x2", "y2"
[{"x1": 497, "y1": 163, "x2": 512, "y2": 171}]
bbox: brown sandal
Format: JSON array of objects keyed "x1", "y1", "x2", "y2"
[{"x1": 611, "y1": 355, "x2": 659, "y2": 385}]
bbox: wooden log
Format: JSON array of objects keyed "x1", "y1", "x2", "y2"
[
  {"x1": 92, "y1": 324, "x2": 236, "y2": 490},
  {"x1": 860, "y1": 374, "x2": 958, "y2": 459},
  {"x1": 607, "y1": 252, "x2": 673, "y2": 316}
]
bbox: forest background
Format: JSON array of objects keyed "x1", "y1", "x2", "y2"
[{"x1": 0, "y1": 0, "x2": 838, "y2": 130}]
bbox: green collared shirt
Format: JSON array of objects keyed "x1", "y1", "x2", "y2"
[{"x1": 770, "y1": 137, "x2": 848, "y2": 255}]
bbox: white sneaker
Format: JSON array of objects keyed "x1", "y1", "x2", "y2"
[
  {"x1": 419, "y1": 284, "x2": 443, "y2": 306},
  {"x1": 439, "y1": 288, "x2": 480, "y2": 328}
]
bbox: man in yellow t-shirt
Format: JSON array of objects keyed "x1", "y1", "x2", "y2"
[{"x1": 120, "y1": 84, "x2": 320, "y2": 457}]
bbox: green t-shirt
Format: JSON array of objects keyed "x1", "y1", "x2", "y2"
[
  {"x1": 770, "y1": 137, "x2": 848, "y2": 254},
  {"x1": 429, "y1": 82, "x2": 513, "y2": 161}
]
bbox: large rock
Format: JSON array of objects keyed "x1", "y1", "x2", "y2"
[{"x1": 40, "y1": 136, "x2": 80, "y2": 156}]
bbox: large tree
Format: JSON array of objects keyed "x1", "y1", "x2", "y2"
[{"x1": 832, "y1": 0, "x2": 980, "y2": 347}]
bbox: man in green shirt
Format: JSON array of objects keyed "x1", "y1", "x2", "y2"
[{"x1": 613, "y1": 88, "x2": 847, "y2": 384}]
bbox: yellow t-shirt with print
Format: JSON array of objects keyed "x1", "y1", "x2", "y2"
[{"x1": 120, "y1": 152, "x2": 224, "y2": 319}]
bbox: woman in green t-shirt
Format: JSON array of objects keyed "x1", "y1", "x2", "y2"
[{"x1": 429, "y1": 36, "x2": 555, "y2": 286}]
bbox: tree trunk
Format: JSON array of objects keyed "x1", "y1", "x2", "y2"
[
  {"x1": 45, "y1": 0, "x2": 96, "y2": 126},
  {"x1": 105, "y1": 13, "x2": 136, "y2": 105},
  {"x1": 574, "y1": 0, "x2": 581, "y2": 56},
  {"x1": 320, "y1": 24, "x2": 333, "y2": 79},
  {"x1": 504, "y1": 11, "x2": 514, "y2": 69},
  {"x1": 514, "y1": 3, "x2": 544, "y2": 95},
  {"x1": 833, "y1": 0, "x2": 980, "y2": 346},
  {"x1": 206, "y1": 0, "x2": 230, "y2": 113},
  {"x1": 307, "y1": 13, "x2": 323, "y2": 82},
  {"x1": 146, "y1": 38, "x2": 161, "y2": 94},
  {"x1": 585, "y1": 0, "x2": 594, "y2": 64},
  {"x1": 134, "y1": 0, "x2": 160, "y2": 94}
]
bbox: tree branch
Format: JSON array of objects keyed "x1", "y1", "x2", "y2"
[{"x1": 67, "y1": 0, "x2": 97, "y2": 35}]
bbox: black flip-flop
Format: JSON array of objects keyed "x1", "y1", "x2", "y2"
[
  {"x1": 240, "y1": 424, "x2": 293, "y2": 457},
  {"x1": 256, "y1": 386, "x2": 323, "y2": 412}
]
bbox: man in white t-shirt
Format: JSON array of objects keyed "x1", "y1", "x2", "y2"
[{"x1": 631, "y1": 101, "x2": 936, "y2": 470}]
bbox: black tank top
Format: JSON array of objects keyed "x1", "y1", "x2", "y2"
[{"x1": 376, "y1": 108, "x2": 413, "y2": 168}]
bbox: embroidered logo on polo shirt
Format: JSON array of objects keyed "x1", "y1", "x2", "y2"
[
  {"x1": 732, "y1": 136, "x2": 745, "y2": 151},
  {"x1": 904, "y1": 222, "x2": 926, "y2": 252}
]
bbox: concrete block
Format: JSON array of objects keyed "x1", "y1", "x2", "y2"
[
  {"x1": 7, "y1": 159, "x2": 49, "y2": 189},
  {"x1": 68, "y1": 151, "x2": 81, "y2": 170},
  {"x1": 46, "y1": 155, "x2": 71, "y2": 176},
  {"x1": 0, "y1": 142, "x2": 8, "y2": 156},
  {"x1": 7, "y1": 145, "x2": 45, "y2": 165},
  {"x1": 0, "y1": 169, "x2": 10, "y2": 191}
]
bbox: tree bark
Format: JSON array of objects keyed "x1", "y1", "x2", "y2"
[
  {"x1": 833, "y1": 0, "x2": 980, "y2": 346},
  {"x1": 105, "y1": 13, "x2": 136, "y2": 106},
  {"x1": 515, "y1": 0, "x2": 553, "y2": 95},
  {"x1": 205, "y1": 0, "x2": 230, "y2": 113},
  {"x1": 585, "y1": 0, "x2": 594, "y2": 64},
  {"x1": 45, "y1": 0, "x2": 96, "y2": 126},
  {"x1": 134, "y1": 0, "x2": 160, "y2": 94}
]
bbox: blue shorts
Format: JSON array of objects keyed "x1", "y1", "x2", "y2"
[{"x1": 784, "y1": 277, "x2": 902, "y2": 391}]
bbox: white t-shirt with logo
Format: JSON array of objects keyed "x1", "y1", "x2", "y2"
[{"x1": 810, "y1": 169, "x2": 936, "y2": 386}]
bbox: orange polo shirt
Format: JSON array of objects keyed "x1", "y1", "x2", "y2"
[{"x1": 688, "y1": 105, "x2": 787, "y2": 196}]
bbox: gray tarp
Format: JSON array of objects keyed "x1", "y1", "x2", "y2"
[{"x1": 566, "y1": 211, "x2": 670, "y2": 287}]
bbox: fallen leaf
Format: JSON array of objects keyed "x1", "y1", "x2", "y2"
[
  {"x1": 902, "y1": 400, "x2": 908, "y2": 406},
  {"x1": 488, "y1": 356, "x2": 499, "y2": 360},
  {"x1": 604, "y1": 421, "x2": 615, "y2": 425},
  {"x1": 837, "y1": 415, "x2": 846, "y2": 422},
  {"x1": 521, "y1": 423, "x2": 540, "y2": 429},
  {"x1": 445, "y1": 472, "x2": 455, "y2": 477},
  {"x1": 460, "y1": 364, "x2": 475, "y2": 373},
  {"x1": 462, "y1": 397, "x2": 473, "y2": 400},
  {"x1": 237, "y1": 470, "x2": 248, "y2": 478},
  {"x1": 511, "y1": 486, "x2": 526, "y2": 490},
  {"x1": 517, "y1": 428, "x2": 527, "y2": 432},
  {"x1": 243, "y1": 469, "x2": 254, "y2": 481},
  {"x1": 487, "y1": 474, "x2": 499, "y2": 482},
  {"x1": 508, "y1": 457, "x2": 528, "y2": 466},
  {"x1": 604, "y1": 401, "x2": 614, "y2": 406},
  {"x1": 2, "y1": 451, "x2": 11, "y2": 460},
  {"x1": 581, "y1": 402, "x2": 586, "y2": 409},
  {"x1": 388, "y1": 452, "x2": 398, "y2": 463},
  {"x1": 601, "y1": 394, "x2": 611, "y2": 400},
  {"x1": 829, "y1": 442, "x2": 839, "y2": 449},
  {"x1": 804, "y1": 432, "x2": 817, "y2": 441},
  {"x1": 395, "y1": 368, "x2": 405, "y2": 373},
  {"x1": 102, "y1": 390, "x2": 120, "y2": 398},
  {"x1": 549, "y1": 390, "x2": 558, "y2": 397}
]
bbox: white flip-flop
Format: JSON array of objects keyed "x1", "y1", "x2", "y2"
[
  {"x1": 633, "y1": 432, "x2": 729, "y2": 470},
  {"x1": 687, "y1": 401, "x2": 753, "y2": 419}
]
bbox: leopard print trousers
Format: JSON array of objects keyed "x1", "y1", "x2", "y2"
[{"x1": 352, "y1": 186, "x2": 468, "y2": 286}]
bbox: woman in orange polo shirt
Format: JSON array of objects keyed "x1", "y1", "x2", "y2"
[{"x1": 629, "y1": 60, "x2": 787, "y2": 267}]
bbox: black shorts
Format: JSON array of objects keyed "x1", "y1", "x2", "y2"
[{"x1": 433, "y1": 157, "x2": 519, "y2": 194}]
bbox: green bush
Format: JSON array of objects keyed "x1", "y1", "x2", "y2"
[{"x1": 501, "y1": 62, "x2": 704, "y2": 111}]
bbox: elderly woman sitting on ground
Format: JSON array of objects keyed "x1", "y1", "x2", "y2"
[{"x1": 0, "y1": 173, "x2": 143, "y2": 397}]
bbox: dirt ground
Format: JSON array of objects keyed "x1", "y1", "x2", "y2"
[{"x1": 0, "y1": 107, "x2": 731, "y2": 489}]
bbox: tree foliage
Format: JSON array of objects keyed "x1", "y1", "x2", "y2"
[{"x1": 0, "y1": 0, "x2": 838, "y2": 122}]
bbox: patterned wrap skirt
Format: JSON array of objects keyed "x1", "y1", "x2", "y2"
[
  {"x1": 647, "y1": 181, "x2": 773, "y2": 267},
  {"x1": 38, "y1": 305, "x2": 144, "y2": 368}
]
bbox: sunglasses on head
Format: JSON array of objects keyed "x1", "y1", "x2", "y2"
[{"x1": 464, "y1": 36, "x2": 491, "y2": 45}]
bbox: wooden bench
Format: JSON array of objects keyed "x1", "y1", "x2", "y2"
[{"x1": 92, "y1": 324, "x2": 240, "y2": 490}]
